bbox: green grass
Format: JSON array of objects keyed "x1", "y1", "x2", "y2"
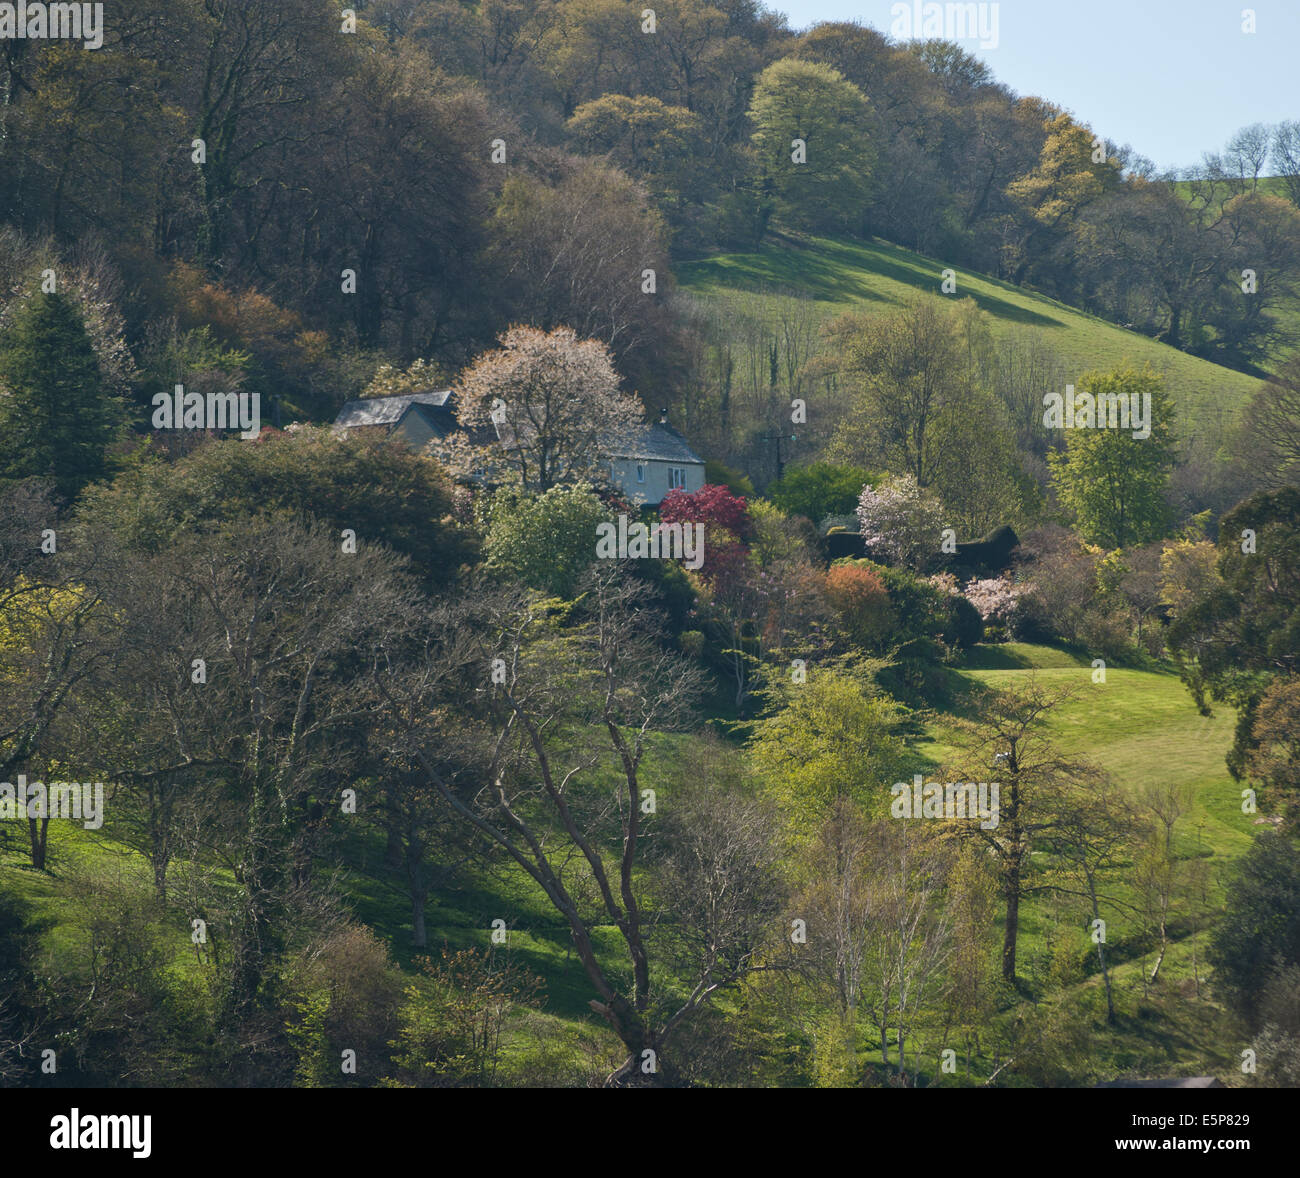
[
  {"x1": 924, "y1": 642, "x2": 1252, "y2": 855},
  {"x1": 908, "y1": 641, "x2": 1253, "y2": 1083},
  {"x1": 679, "y1": 232, "x2": 1264, "y2": 444},
  {"x1": 0, "y1": 645, "x2": 1258, "y2": 1086}
]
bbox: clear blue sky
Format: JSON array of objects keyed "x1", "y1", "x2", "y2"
[{"x1": 768, "y1": 0, "x2": 1298, "y2": 173}]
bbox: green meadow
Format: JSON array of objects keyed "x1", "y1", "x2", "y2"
[{"x1": 680, "y1": 232, "x2": 1266, "y2": 444}]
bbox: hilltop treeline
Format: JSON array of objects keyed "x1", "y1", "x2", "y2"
[{"x1": 2, "y1": 0, "x2": 1297, "y2": 429}]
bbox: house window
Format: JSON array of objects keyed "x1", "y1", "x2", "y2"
[
  {"x1": 636, "y1": 464, "x2": 646, "y2": 484},
  {"x1": 669, "y1": 466, "x2": 686, "y2": 489}
]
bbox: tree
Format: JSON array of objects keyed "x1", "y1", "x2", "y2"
[
  {"x1": 768, "y1": 462, "x2": 875, "y2": 526},
  {"x1": 1209, "y1": 832, "x2": 1300, "y2": 1027},
  {"x1": 1042, "y1": 773, "x2": 1138, "y2": 1023},
  {"x1": 566, "y1": 93, "x2": 704, "y2": 214},
  {"x1": 1245, "y1": 676, "x2": 1300, "y2": 829},
  {"x1": 482, "y1": 483, "x2": 612, "y2": 598},
  {"x1": 856, "y1": 474, "x2": 946, "y2": 572},
  {"x1": 1048, "y1": 365, "x2": 1176, "y2": 549},
  {"x1": 1252, "y1": 964, "x2": 1300, "y2": 1086},
  {"x1": 659, "y1": 481, "x2": 752, "y2": 588},
  {"x1": 312, "y1": 46, "x2": 498, "y2": 355},
  {"x1": 386, "y1": 569, "x2": 783, "y2": 1085},
  {"x1": 487, "y1": 159, "x2": 675, "y2": 393},
  {"x1": 1159, "y1": 535, "x2": 1221, "y2": 622},
  {"x1": 184, "y1": 0, "x2": 346, "y2": 268},
  {"x1": 748, "y1": 58, "x2": 874, "y2": 235},
  {"x1": 0, "y1": 482, "x2": 117, "y2": 872},
  {"x1": 797, "y1": 803, "x2": 956, "y2": 1082},
  {"x1": 1204, "y1": 192, "x2": 1300, "y2": 366},
  {"x1": 828, "y1": 297, "x2": 974, "y2": 489},
  {"x1": 373, "y1": 760, "x2": 469, "y2": 949},
  {"x1": 659, "y1": 482, "x2": 750, "y2": 541},
  {"x1": 1133, "y1": 781, "x2": 1193, "y2": 986},
  {"x1": 823, "y1": 563, "x2": 895, "y2": 650},
  {"x1": 750, "y1": 664, "x2": 909, "y2": 820},
  {"x1": 860, "y1": 817, "x2": 954, "y2": 1081},
  {"x1": 951, "y1": 679, "x2": 1095, "y2": 984},
  {"x1": 1073, "y1": 178, "x2": 1216, "y2": 352},
  {"x1": 1272, "y1": 120, "x2": 1300, "y2": 208},
  {"x1": 1235, "y1": 353, "x2": 1300, "y2": 489},
  {"x1": 381, "y1": 946, "x2": 541, "y2": 1087},
  {"x1": 0, "y1": 0, "x2": 186, "y2": 243},
  {"x1": 1168, "y1": 486, "x2": 1300, "y2": 784},
  {"x1": 0, "y1": 891, "x2": 45, "y2": 1082},
  {"x1": 453, "y1": 325, "x2": 644, "y2": 492},
  {"x1": 1003, "y1": 109, "x2": 1120, "y2": 285},
  {"x1": 78, "y1": 425, "x2": 476, "y2": 593},
  {"x1": 88, "y1": 515, "x2": 421, "y2": 1040},
  {"x1": 1222, "y1": 123, "x2": 1272, "y2": 193},
  {"x1": 0, "y1": 292, "x2": 121, "y2": 502}
]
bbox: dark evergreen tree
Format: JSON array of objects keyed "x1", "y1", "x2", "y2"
[{"x1": 0, "y1": 292, "x2": 118, "y2": 502}]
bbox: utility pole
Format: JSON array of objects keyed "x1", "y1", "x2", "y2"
[{"x1": 759, "y1": 429, "x2": 797, "y2": 481}]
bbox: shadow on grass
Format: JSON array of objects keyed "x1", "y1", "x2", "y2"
[{"x1": 959, "y1": 645, "x2": 1038, "y2": 670}]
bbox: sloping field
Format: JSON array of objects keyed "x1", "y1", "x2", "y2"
[{"x1": 680, "y1": 233, "x2": 1264, "y2": 445}]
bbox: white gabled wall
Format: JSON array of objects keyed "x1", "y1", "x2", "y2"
[{"x1": 608, "y1": 457, "x2": 705, "y2": 505}]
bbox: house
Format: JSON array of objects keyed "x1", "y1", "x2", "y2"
[
  {"x1": 333, "y1": 393, "x2": 705, "y2": 506},
  {"x1": 333, "y1": 390, "x2": 458, "y2": 451},
  {"x1": 607, "y1": 412, "x2": 706, "y2": 507}
]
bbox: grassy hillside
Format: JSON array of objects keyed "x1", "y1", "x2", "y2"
[
  {"x1": 926, "y1": 642, "x2": 1250, "y2": 858},
  {"x1": 1, "y1": 642, "x2": 1250, "y2": 1085},
  {"x1": 916, "y1": 642, "x2": 1248, "y2": 1082},
  {"x1": 679, "y1": 233, "x2": 1264, "y2": 444}
]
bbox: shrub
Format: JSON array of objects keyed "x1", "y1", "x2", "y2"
[
  {"x1": 856, "y1": 474, "x2": 945, "y2": 571},
  {"x1": 704, "y1": 459, "x2": 755, "y2": 498},
  {"x1": 944, "y1": 594, "x2": 985, "y2": 650},
  {"x1": 768, "y1": 462, "x2": 875, "y2": 525},
  {"x1": 483, "y1": 483, "x2": 612, "y2": 598},
  {"x1": 749, "y1": 499, "x2": 818, "y2": 567},
  {"x1": 962, "y1": 576, "x2": 1023, "y2": 639},
  {"x1": 874, "y1": 561, "x2": 951, "y2": 654},
  {"x1": 824, "y1": 562, "x2": 894, "y2": 649},
  {"x1": 660, "y1": 483, "x2": 750, "y2": 539},
  {"x1": 1209, "y1": 832, "x2": 1300, "y2": 1027}
]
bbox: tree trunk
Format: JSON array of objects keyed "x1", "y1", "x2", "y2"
[
  {"x1": 1096, "y1": 931, "x2": 1115, "y2": 1024},
  {"x1": 1166, "y1": 304, "x2": 1183, "y2": 350},
  {"x1": 1149, "y1": 919, "x2": 1168, "y2": 984},
  {"x1": 27, "y1": 815, "x2": 49, "y2": 870},
  {"x1": 411, "y1": 890, "x2": 428, "y2": 949},
  {"x1": 148, "y1": 788, "x2": 173, "y2": 900},
  {"x1": 1001, "y1": 858, "x2": 1021, "y2": 983}
]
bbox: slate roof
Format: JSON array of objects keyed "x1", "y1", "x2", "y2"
[
  {"x1": 610, "y1": 421, "x2": 704, "y2": 464},
  {"x1": 333, "y1": 393, "x2": 704, "y2": 468},
  {"x1": 334, "y1": 390, "x2": 453, "y2": 429}
]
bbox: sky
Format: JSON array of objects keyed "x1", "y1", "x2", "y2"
[{"x1": 767, "y1": 0, "x2": 1298, "y2": 173}]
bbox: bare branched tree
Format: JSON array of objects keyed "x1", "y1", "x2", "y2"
[{"x1": 384, "y1": 566, "x2": 785, "y2": 1085}]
